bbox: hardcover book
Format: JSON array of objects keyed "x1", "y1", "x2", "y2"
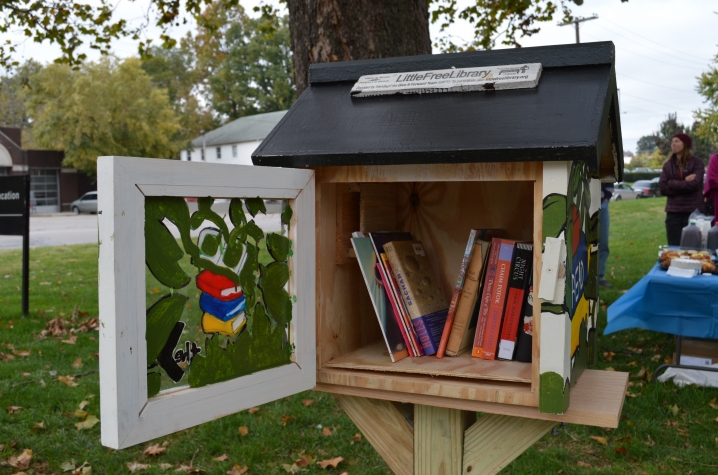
[
  {"x1": 437, "y1": 229, "x2": 479, "y2": 358},
  {"x1": 514, "y1": 275, "x2": 534, "y2": 363},
  {"x1": 444, "y1": 239, "x2": 490, "y2": 357},
  {"x1": 498, "y1": 243, "x2": 533, "y2": 360},
  {"x1": 472, "y1": 238, "x2": 516, "y2": 359},
  {"x1": 383, "y1": 240, "x2": 449, "y2": 356},
  {"x1": 351, "y1": 237, "x2": 409, "y2": 362}
]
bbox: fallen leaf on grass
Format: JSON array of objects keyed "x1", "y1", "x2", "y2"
[
  {"x1": 160, "y1": 464, "x2": 173, "y2": 470},
  {"x1": 669, "y1": 404, "x2": 680, "y2": 416},
  {"x1": 212, "y1": 454, "x2": 228, "y2": 462},
  {"x1": 60, "y1": 460, "x2": 76, "y2": 471},
  {"x1": 625, "y1": 391, "x2": 637, "y2": 398},
  {"x1": 646, "y1": 435, "x2": 655, "y2": 447},
  {"x1": 322, "y1": 427, "x2": 332, "y2": 436},
  {"x1": 238, "y1": 426, "x2": 249, "y2": 436},
  {"x1": 226, "y1": 465, "x2": 248, "y2": 475},
  {"x1": 72, "y1": 358, "x2": 83, "y2": 368},
  {"x1": 667, "y1": 420, "x2": 678, "y2": 427},
  {"x1": 144, "y1": 443, "x2": 167, "y2": 456},
  {"x1": 614, "y1": 446, "x2": 627, "y2": 455},
  {"x1": 317, "y1": 457, "x2": 343, "y2": 469},
  {"x1": 126, "y1": 462, "x2": 149, "y2": 472},
  {"x1": 79, "y1": 400, "x2": 89, "y2": 410},
  {"x1": 603, "y1": 351, "x2": 615, "y2": 362},
  {"x1": 0, "y1": 352, "x2": 14, "y2": 361},
  {"x1": 7, "y1": 405, "x2": 22, "y2": 413},
  {"x1": 353, "y1": 433, "x2": 362, "y2": 442},
  {"x1": 589, "y1": 436, "x2": 608, "y2": 445},
  {"x1": 74, "y1": 410, "x2": 88, "y2": 418},
  {"x1": 631, "y1": 367, "x2": 647, "y2": 379},
  {"x1": 577, "y1": 461, "x2": 591, "y2": 468},
  {"x1": 12, "y1": 349, "x2": 30, "y2": 357},
  {"x1": 8, "y1": 448, "x2": 33, "y2": 470},
  {"x1": 279, "y1": 415, "x2": 294, "y2": 426},
  {"x1": 282, "y1": 464, "x2": 300, "y2": 474},
  {"x1": 714, "y1": 417, "x2": 718, "y2": 423},
  {"x1": 0, "y1": 443, "x2": 4, "y2": 451},
  {"x1": 62, "y1": 335, "x2": 78, "y2": 345},
  {"x1": 710, "y1": 397, "x2": 718, "y2": 410},
  {"x1": 247, "y1": 407, "x2": 259, "y2": 414},
  {"x1": 32, "y1": 421, "x2": 47, "y2": 431},
  {"x1": 75, "y1": 415, "x2": 99, "y2": 430},
  {"x1": 58, "y1": 375, "x2": 79, "y2": 387},
  {"x1": 22, "y1": 372, "x2": 31, "y2": 377},
  {"x1": 151, "y1": 288, "x2": 160, "y2": 294},
  {"x1": 301, "y1": 399, "x2": 314, "y2": 407},
  {"x1": 175, "y1": 464, "x2": 204, "y2": 473}
]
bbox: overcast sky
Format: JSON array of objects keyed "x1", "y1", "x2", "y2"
[{"x1": 4, "y1": 0, "x2": 716, "y2": 158}]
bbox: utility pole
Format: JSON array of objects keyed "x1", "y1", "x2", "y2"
[{"x1": 558, "y1": 14, "x2": 598, "y2": 43}]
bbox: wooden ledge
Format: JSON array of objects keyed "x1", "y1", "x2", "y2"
[{"x1": 316, "y1": 369, "x2": 628, "y2": 428}]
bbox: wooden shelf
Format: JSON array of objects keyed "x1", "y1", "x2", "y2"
[{"x1": 324, "y1": 342, "x2": 532, "y2": 384}]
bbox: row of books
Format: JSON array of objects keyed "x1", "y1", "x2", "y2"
[{"x1": 353, "y1": 229, "x2": 533, "y2": 363}]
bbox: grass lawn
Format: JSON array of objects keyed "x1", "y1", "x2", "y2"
[{"x1": 1, "y1": 196, "x2": 718, "y2": 474}]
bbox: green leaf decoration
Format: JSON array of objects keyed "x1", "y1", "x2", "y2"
[
  {"x1": 147, "y1": 372, "x2": 161, "y2": 398},
  {"x1": 542, "y1": 193, "x2": 567, "y2": 242},
  {"x1": 146, "y1": 293, "x2": 188, "y2": 366},
  {"x1": 245, "y1": 197, "x2": 267, "y2": 217},
  {"x1": 266, "y1": 233, "x2": 291, "y2": 262},
  {"x1": 539, "y1": 371, "x2": 570, "y2": 414},
  {"x1": 229, "y1": 198, "x2": 247, "y2": 227},
  {"x1": 145, "y1": 197, "x2": 194, "y2": 289},
  {"x1": 259, "y1": 262, "x2": 292, "y2": 325},
  {"x1": 239, "y1": 242, "x2": 259, "y2": 332},
  {"x1": 281, "y1": 203, "x2": 293, "y2": 225},
  {"x1": 244, "y1": 220, "x2": 264, "y2": 243},
  {"x1": 190, "y1": 197, "x2": 229, "y2": 242},
  {"x1": 222, "y1": 238, "x2": 245, "y2": 269},
  {"x1": 200, "y1": 231, "x2": 220, "y2": 256}
]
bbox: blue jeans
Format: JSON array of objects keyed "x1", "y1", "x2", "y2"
[{"x1": 599, "y1": 200, "x2": 609, "y2": 281}]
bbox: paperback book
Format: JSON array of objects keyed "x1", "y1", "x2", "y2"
[{"x1": 498, "y1": 243, "x2": 533, "y2": 360}]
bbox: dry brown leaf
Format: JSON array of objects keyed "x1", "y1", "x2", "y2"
[
  {"x1": 126, "y1": 462, "x2": 150, "y2": 472},
  {"x1": 669, "y1": 404, "x2": 680, "y2": 416},
  {"x1": 576, "y1": 461, "x2": 591, "y2": 468},
  {"x1": 226, "y1": 465, "x2": 248, "y2": 475},
  {"x1": 631, "y1": 367, "x2": 646, "y2": 379},
  {"x1": 22, "y1": 372, "x2": 30, "y2": 377},
  {"x1": 32, "y1": 421, "x2": 47, "y2": 431},
  {"x1": 667, "y1": 420, "x2": 678, "y2": 427},
  {"x1": 710, "y1": 397, "x2": 718, "y2": 410},
  {"x1": 72, "y1": 358, "x2": 83, "y2": 368},
  {"x1": 144, "y1": 443, "x2": 167, "y2": 456},
  {"x1": 238, "y1": 426, "x2": 249, "y2": 436},
  {"x1": 78, "y1": 401, "x2": 89, "y2": 411},
  {"x1": 627, "y1": 361, "x2": 637, "y2": 366},
  {"x1": 625, "y1": 391, "x2": 637, "y2": 398},
  {"x1": 151, "y1": 288, "x2": 161, "y2": 294},
  {"x1": 322, "y1": 427, "x2": 332, "y2": 436},
  {"x1": 8, "y1": 449, "x2": 33, "y2": 470},
  {"x1": 603, "y1": 351, "x2": 615, "y2": 362},
  {"x1": 294, "y1": 455, "x2": 313, "y2": 467},
  {"x1": 353, "y1": 433, "x2": 362, "y2": 442},
  {"x1": 75, "y1": 415, "x2": 99, "y2": 430},
  {"x1": 61, "y1": 335, "x2": 78, "y2": 345},
  {"x1": 0, "y1": 352, "x2": 14, "y2": 361},
  {"x1": 58, "y1": 375, "x2": 79, "y2": 387},
  {"x1": 213, "y1": 454, "x2": 228, "y2": 462},
  {"x1": 279, "y1": 415, "x2": 294, "y2": 426},
  {"x1": 589, "y1": 436, "x2": 608, "y2": 445},
  {"x1": 282, "y1": 464, "x2": 300, "y2": 474},
  {"x1": 7, "y1": 405, "x2": 22, "y2": 414},
  {"x1": 74, "y1": 410, "x2": 88, "y2": 419},
  {"x1": 175, "y1": 464, "x2": 204, "y2": 473},
  {"x1": 247, "y1": 407, "x2": 259, "y2": 414},
  {"x1": 160, "y1": 464, "x2": 173, "y2": 470},
  {"x1": 0, "y1": 443, "x2": 5, "y2": 451},
  {"x1": 714, "y1": 416, "x2": 718, "y2": 423},
  {"x1": 614, "y1": 446, "x2": 627, "y2": 455},
  {"x1": 12, "y1": 349, "x2": 30, "y2": 357},
  {"x1": 301, "y1": 399, "x2": 314, "y2": 407},
  {"x1": 317, "y1": 457, "x2": 343, "y2": 469}
]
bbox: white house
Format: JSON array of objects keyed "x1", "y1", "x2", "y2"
[{"x1": 182, "y1": 110, "x2": 287, "y2": 165}]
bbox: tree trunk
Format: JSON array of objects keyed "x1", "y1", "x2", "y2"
[{"x1": 287, "y1": 0, "x2": 431, "y2": 96}]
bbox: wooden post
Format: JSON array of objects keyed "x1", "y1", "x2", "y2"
[{"x1": 414, "y1": 405, "x2": 475, "y2": 475}]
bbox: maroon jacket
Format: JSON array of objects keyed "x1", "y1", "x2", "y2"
[{"x1": 659, "y1": 155, "x2": 705, "y2": 213}]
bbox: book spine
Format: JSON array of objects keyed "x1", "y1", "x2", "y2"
[
  {"x1": 445, "y1": 241, "x2": 484, "y2": 356},
  {"x1": 437, "y1": 229, "x2": 478, "y2": 358},
  {"x1": 514, "y1": 276, "x2": 534, "y2": 363},
  {"x1": 472, "y1": 238, "x2": 501, "y2": 358},
  {"x1": 384, "y1": 243, "x2": 440, "y2": 355},
  {"x1": 377, "y1": 263, "x2": 415, "y2": 357},
  {"x1": 497, "y1": 244, "x2": 533, "y2": 360},
  {"x1": 479, "y1": 240, "x2": 515, "y2": 360},
  {"x1": 382, "y1": 253, "x2": 424, "y2": 356}
]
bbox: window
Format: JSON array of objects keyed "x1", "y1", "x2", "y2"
[
  {"x1": 232, "y1": 145, "x2": 237, "y2": 158},
  {"x1": 216, "y1": 147, "x2": 222, "y2": 159},
  {"x1": 30, "y1": 169, "x2": 59, "y2": 209},
  {"x1": 0, "y1": 167, "x2": 8, "y2": 176}
]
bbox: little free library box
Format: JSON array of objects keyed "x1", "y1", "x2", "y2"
[{"x1": 99, "y1": 42, "x2": 628, "y2": 474}]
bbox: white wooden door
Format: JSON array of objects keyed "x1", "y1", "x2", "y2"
[{"x1": 97, "y1": 156, "x2": 315, "y2": 449}]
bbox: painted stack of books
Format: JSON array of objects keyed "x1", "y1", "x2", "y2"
[{"x1": 353, "y1": 229, "x2": 533, "y2": 363}]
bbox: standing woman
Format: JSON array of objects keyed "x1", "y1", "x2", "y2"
[
  {"x1": 704, "y1": 153, "x2": 718, "y2": 225},
  {"x1": 659, "y1": 133, "x2": 705, "y2": 245}
]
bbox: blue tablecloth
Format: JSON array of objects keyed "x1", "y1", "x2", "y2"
[{"x1": 605, "y1": 264, "x2": 718, "y2": 339}]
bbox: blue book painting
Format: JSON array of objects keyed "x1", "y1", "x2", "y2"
[{"x1": 351, "y1": 237, "x2": 409, "y2": 362}]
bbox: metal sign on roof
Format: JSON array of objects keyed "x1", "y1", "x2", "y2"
[{"x1": 350, "y1": 63, "x2": 542, "y2": 98}]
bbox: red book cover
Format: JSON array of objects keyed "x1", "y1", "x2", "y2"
[
  {"x1": 382, "y1": 254, "x2": 424, "y2": 356},
  {"x1": 377, "y1": 263, "x2": 417, "y2": 357},
  {"x1": 498, "y1": 243, "x2": 533, "y2": 360},
  {"x1": 479, "y1": 239, "x2": 516, "y2": 360},
  {"x1": 471, "y1": 239, "x2": 501, "y2": 358}
]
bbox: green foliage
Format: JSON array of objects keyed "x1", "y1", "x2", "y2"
[
  {"x1": 695, "y1": 54, "x2": 718, "y2": 159},
  {"x1": 635, "y1": 112, "x2": 716, "y2": 166},
  {"x1": 542, "y1": 193, "x2": 567, "y2": 243},
  {"x1": 0, "y1": 60, "x2": 41, "y2": 134},
  {"x1": 266, "y1": 233, "x2": 291, "y2": 262},
  {"x1": 145, "y1": 197, "x2": 195, "y2": 289},
  {"x1": 147, "y1": 372, "x2": 162, "y2": 398},
  {"x1": 281, "y1": 203, "x2": 293, "y2": 226},
  {"x1": 259, "y1": 262, "x2": 292, "y2": 326},
  {"x1": 245, "y1": 198, "x2": 267, "y2": 218},
  {"x1": 146, "y1": 294, "x2": 189, "y2": 366},
  {"x1": 187, "y1": 5, "x2": 295, "y2": 120},
  {"x1": 26, "y1": 57, "x2": 182, "y2": 176}
]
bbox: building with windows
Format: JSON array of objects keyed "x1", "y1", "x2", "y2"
[
  {"x1": 0, "y1": 127, "x2": 94, "y2": 213},
  {"x1": 182, "y1": 110, "x2": 287, "y2": 165}
]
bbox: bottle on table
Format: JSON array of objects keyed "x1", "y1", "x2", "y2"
[
  {"x1": 708, "y1": 224, "x2": 718, "y2": 254},
  {"x1": 680, "y1": 219, "x2": 702, "y2": 250}
]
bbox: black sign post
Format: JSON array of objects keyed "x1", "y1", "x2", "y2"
[{"x1": 0, "y1": 175, "x2": 31, "y2": 316}]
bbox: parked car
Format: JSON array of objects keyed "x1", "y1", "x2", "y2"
[
  {"x1": 632, "y1": 167, "x2": 653, "y2": 173},
  {"x1": 650, "y1": 177, "x2": 662, "y2": 197},
  {"x1": 611, "y1": 182, "x2": 641, "y2": 201},
  {"x1": 631, "y1": 180, "x2": 658, "y2": 198},
  {"x1": 70, "y1": 191, "x2": 98, "y2": 214}
]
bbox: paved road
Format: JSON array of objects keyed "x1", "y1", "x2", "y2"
[{"x1": 0, "y1": 207, "x2": 283, "y2": 250}]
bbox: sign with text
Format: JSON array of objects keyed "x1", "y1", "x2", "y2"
[
  {"x1": 0, "y1": 175, "x2": 29, "y2": 235},
  {"x1": 350, "y1": 63, "x2": 542, "y2": 98}
]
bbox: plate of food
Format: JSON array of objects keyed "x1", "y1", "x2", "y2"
[{"x1": 658, "y1": 249, "x2": 717, "y2": 274}]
